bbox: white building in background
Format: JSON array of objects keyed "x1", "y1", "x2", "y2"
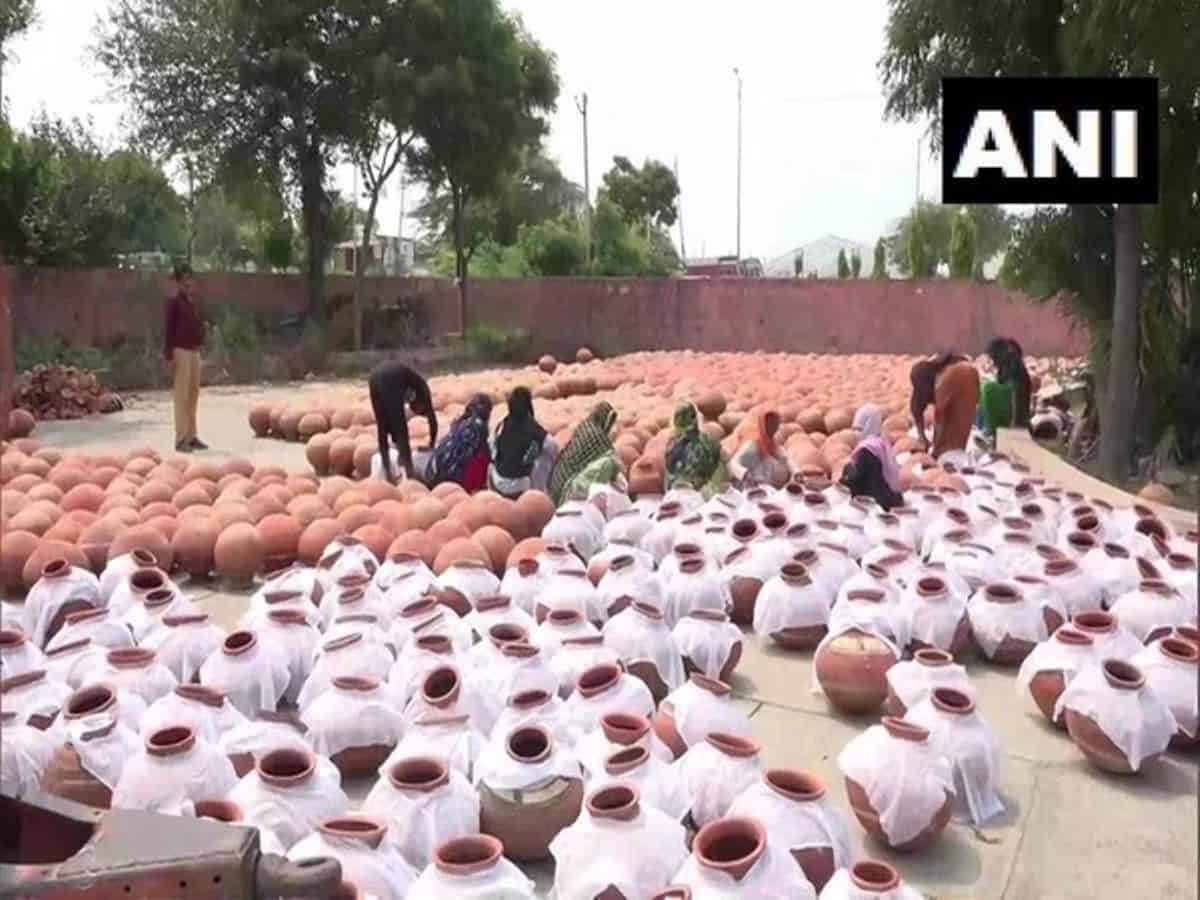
[
  {"x1": 764, "y1": 235, "x2": 880, "y2": 278},
  {"x1": 331, "y1": 231, "x2": 415, "y2": 276}
]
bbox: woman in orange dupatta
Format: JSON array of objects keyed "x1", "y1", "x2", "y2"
[{"x1": 729, "y1": 408, "x2": 791, "y2": 487}]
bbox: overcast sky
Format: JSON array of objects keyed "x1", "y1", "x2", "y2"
[{"x1": 4, "y1": 0, "x2": 942, "y2": 262}]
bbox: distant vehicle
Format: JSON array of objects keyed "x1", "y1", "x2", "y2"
[{"x1": 685, "y1": 255, "x2": 762, "y2": 277}]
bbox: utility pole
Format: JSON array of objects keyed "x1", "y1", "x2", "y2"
[
  {"x1": 575, "y1": 93, "x2": 592, "y2": 260},
  {"x1": 733, "y1": 68, "x2": 743, "y2": 261},
  {"x1": 674, "y1": 155, "x2": 687, "y2": 263},
  {"x1": 397, "y1": 168, "x2": 407, "y2": 275}
]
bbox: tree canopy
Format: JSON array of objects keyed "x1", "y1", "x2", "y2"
[{"x1": 600, "y1": 156, "x2": 680, "y2": 229}]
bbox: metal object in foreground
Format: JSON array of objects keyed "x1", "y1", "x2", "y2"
[{"x1": 0, "y1": 791, "x2": 342, "y2": 898}]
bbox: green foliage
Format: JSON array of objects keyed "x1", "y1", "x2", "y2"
[
  {"x1": 872, "y1": 238, "x2": 887, "y2": 278},
  {"x1": 889, "y1": 200, "x2": 1011, "y2": 277},
  {"x1": 836, "y1": 249, "x2": 850, "y2": 279},
  {"x1": 0, "y1": 0, "x2": 36, "y2": 46},
  {"x1": 850, "y1": 250, "x2": 862, "y2": 278},
  {"x1": 518, "y1": 216, "x2": 587, "y2": 276},
  {"x1": 464, "y1": 323, "x2": 530, "y2": 362},
  {"x1": 794, "y1": 252, "x2": 803, "y2": 276},
  {"x1": 905, "y1": 211, "x2": 936, "y2": 278},
  {"x1": 591, "y1": 195, "x2": 647, "y2": 277},
  {"x1": 599, "y1": 156, "x2": 679, "y2": 229},
  {"x1": 949, "y1": 210, "x2": 977, "y2": 278}
]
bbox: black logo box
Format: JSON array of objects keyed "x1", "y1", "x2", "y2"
[{"x1": 941, "y1": 76, "x2": 1159, "y2": 205}]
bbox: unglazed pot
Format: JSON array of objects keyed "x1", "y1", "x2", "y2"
[
  {"x1": 1025, "y1": 627, "x2": 1096, "y2": 727},
  {"x1": 39, "y1": 684, "x2": 123, "y2": 808},
  {"x1": 1063, "y1": 659, "x2": 1169, "y2": 774},
  {"x1": 814, "y1": 629, "x2": 898, "y2": 715},
  {"x1": 692, "y1": 816, "x2": 767, "y2": 883},
  {"x1": 478, "y1": 725, "x2": 584, "y2": 862}
]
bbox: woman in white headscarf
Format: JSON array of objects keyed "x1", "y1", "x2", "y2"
[{"x1": 840, "y1": 404, "x2": 903, "y2": 510}]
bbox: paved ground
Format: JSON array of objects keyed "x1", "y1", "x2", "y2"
[{"x1": 15, "y1": 384, "x2": 1200, "y2": 900}]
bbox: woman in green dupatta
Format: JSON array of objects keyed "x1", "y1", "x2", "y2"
[
  {"x1": 548, "y1": 401, "x2": 618, "y2": 504},
  {"x1": 664, "y1": 401, "x2": 728, "y2": 498}
]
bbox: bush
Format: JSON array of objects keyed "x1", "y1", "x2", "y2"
[
  {"x1": 464, "y1": 324, "x2": 530, "y2": 363},
  {"x1": 211, "y1": 306, "x2": 262, "y2": 382}
]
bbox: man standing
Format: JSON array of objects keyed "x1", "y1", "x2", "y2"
[{"x1": 163, "y1": 263, "x2": 207, "y2": 452}]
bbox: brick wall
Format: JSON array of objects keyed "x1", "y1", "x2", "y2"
[{"x1": 6, "y1": 266, "x2": 1086, "y2": 359}]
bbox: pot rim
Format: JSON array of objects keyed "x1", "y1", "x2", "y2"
[
  {"x1": 693, "y1": 816, "x2": 767, "y2": 883},
  {"x1": 434, "y1": 835, "x2": 504, "y2": 877},
  {"x1": 931, "y1": 687, "x2": 976, "y2": 715},
  {"x1": 881, "y1": 716, "x2": 929, "y2": 743},
  {"x1": 764, "y1": 768, "x2": 825, "y2": 802},
  {"x1": 850, "y1": 861, "x2": 901, "y2": 893},
  {"x1": 505, "y1": 723, "x2": 553, "y2": 765},
  {"x1": 706, "y1": 731, "x2": 760, "y2": 757}
]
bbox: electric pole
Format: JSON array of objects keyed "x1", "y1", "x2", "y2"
[
  {"x1": 674, "y1": 155, "x2": 687, "y2": 263},
  {"x1": 734, "y1": 68, "x2": 743, "y2": 261},
  {"x1": 576, "y1": 93, "x2": 592, "y2": 260},
  {"x1": 397, "y1": 168, "x2": 407, "y2": 275}
]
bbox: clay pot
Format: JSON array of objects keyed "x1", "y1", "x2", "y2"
[
  {"x1": 679, "y1": 610, "x2": 743, "y2": 683},
  {"x1": 814, "y1": 627, "x2": 898, "y2": 715},
  {"x1": 433, "y1": 834, "x2": 506, "y2": 880},
  {"x1": 474, "y1": 525, "x2": 516, "y2": 574},
  {"x1": 0, "y1": 530, "x2": 40, "y2": 593},
  {"x1": 653, "y1": 675, "x2": 730, "y2": 759},
  {"x1": 844, "y1": 717, "x2": 952, "y2": 851},
  {"x1": 257, "y1": 514, "x2": 302, "y2": 571},
  {"x1": 214, "y1": 522, "x2": 265, "y2": 584},
  {"x1": 326, "y1": 677, "x2": 396, "y2": 776},
  {"x1": 538, "y1": 355, "x2": 558, "y2": 374},
  {"x1": 849, "y1": 861, "x2": 902, "y2": 895},
  {"x1": 478, "y1": 725, "x2": 583, "y2": 861},
  {"x1": 298, "y1": 519, "x2": 343, "y2": 566},
  {"x1": 1064, "y1": 659, "x2": 1161, "y2": 774},
  {"x1": 908, "y1": 576, "x2": 971, "y2": 659},
  {"x1": 39, "y1": 684, "x2": 123, "y2": 808},
  {"x1": 171, "y1": 519, "x2": 221, "y2": 578},
  {"x1": 108, "y1": 526, "x2": 173, "y2": 573},
  {"x1": 629, "y1": 456, "x2": 665, "y2": 496},
  {"x1": 693, "y1": 816, "x2": 767, "y2": 883},
  {"x1": 506, "y1": 538, "x2": 547, "y2": 570},
  {"x1": 1027, "y1": 627, "x2": 1094, "y2": 727},
  {"x1": 249, "y1": 406, "x2": 272, "y2": 437},
  {"x1": 884, "y1": 648, "x2": 953, "y2": 717},
  {"x1": 768, "y1": 563, "x2": 828, "y2": 650},
  {"x1": 22, "y1": 540, "x2": 90, "y2": 591},
  {"x1": 979, "y1": 582, "x2": 1058, "y2": 665},
  {"x1": 759, "y1": 770, "x2": 839, "y2": 891},
  {"x1": 433, "y1": 539, "x2": 489, "y2": 579}
]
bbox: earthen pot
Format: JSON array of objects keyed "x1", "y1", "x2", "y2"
[
  {"x1": 907, "y1": 575, "x2": 971, "y2": 659},
  {"x1": 327, "y1": 676, "x2": 396, "y2": 777},
  {"x1": 1064, "y1": 659, "x2": 1162, "y2": 774},
  {"x1": 724, "y1": 552, "x2": 762, "y2": 628},
  {"x1": 433, "y1": 834, "x2": 506, "y2": 882},
  {"x1": 478, "y1": 725, "x2": 584, "y2": 862},
  {"x1": 761, "y1": 769, "x2": 839, "y2": 891},
  {"x1": 979, "y1": 582, "x2": 1061, "y2": 665},
  {"x1": 814, "y1": 626, "x2": 898, "y2": 715},
  {"x1": 848, "y1": 860, "x2": 903, "y2": 895},
  {"x1": 883, "y1": 648, "x2": 953, "y2": 717},
  {"x1": 653, "y1": 675, "x2": 731, "y2": 759},
  {"x1": 214, "y1": 522, "x2": 264, "y2": 585},
  {"x1": 39, "y1": 683, "x2": 123, "y2": 808},
  {"x1": 679, "y1": 609, "x2": 743, "y2": 683},
  {"x1": 1027, "y1": 628, "x2": 1094, "y2": 727},
  {"x1": 769, "y1": 563, "x2": 828, "y2": 650},
  {"x1": 844, "y1": 717, "x2": 952, "y2": 851},
  {"x1": 693, "y1": 816, "x2": 767, "y2": 883}
]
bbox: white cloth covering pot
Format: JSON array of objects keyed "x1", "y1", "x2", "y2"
[
  {"x1": 499, "y1": 560, "x2": 553, "y2": 617},
  {"x1": 218, "y1": 716, "x2": 312, "y2": 769},
  {"x1": 0, "y1": 712, "x2": 56, "y2": 796},
  {"x1": 539, "y1": 568, "x2": 604, "y2": 623},
  {"x1": 388, "y1": 637, "x2": 472, "y2": 707},
  {"x1": 605, "y1": 509, "x2": 655, "y2": 546},
  {"x1": 402, "y1": 665, "x2": 500, "y2": 737},
  {"x1": 586, "y1": 741, "x2": 692, "y2": 822},
  {"x1": 22, "y1": 561, "x2": 101, "y2": 648},
  {"x1": 672, "y1": 611, "x2": 743, "y2": 681},
  {"x1": 363, "y1": 757, "x2": 481, "y2": 871},
  {"x1": 753, "y1": 563, "x2": 832, "y2": 639},
  {"x1": 199, "y1": 631, "x2": 290, "y2": 718},
  {"x1": 120, "y1": 589, "x2": 201, "y2": 646},
  {"x1": 302, "y1": 676, "x2": 405, "y2": 760},
  {"x1": 885, "y1": 652, "x2": 972, "y2": 714},
  {"x1": 1015, "y1": 629, "x2": 1101, "y2": 721},
  {"x1": 44, "y1": 609, "x2": 134, "y2": 655},
  {"x1": 460, "y1": 597, "x2": 535, "y2": 644},
  {"x1": 406, "y1": 835, "x2": 535, "y2": 899},
  {"x1": 139, "y1": 685, "x2": 247, "y2": 744},
  {"x1": 660, "y1": 676, "x2": 754, "y2": 750},
  {"x1": 897, "y1": 576, "x2": 968, "y2": 655},
  {"x1": 0, "y1": 629, "x2": 46, "y2": 680},
  {"x1": 489, "y1": 691, "x2": 574, "y2": 751},
  {"x1": 602, "y1": 603, "x2": 686, "y2": 693},
  {"x1": 100, "y1": 549, "x2": 160, "y2": 605},
  {"x1": 1054, "y1": 659, "x2": 1177, "y2": 772},
  {"x1": 904, "y1": 690, "x2": 1004, "y2": 825},
  {"x1": 967, "y1": 582, "x2": 1055, "y2": 660},
  {"x1": 377, "y1": 566, "x2": 439, "y2": 620},
  {"x1": 836, "y1": 720, "x2": 954, "y2": 848},
  {"x1": 226, "y1": 750, "x2": 350, "y2": 851},
  {"x1": 318, "y1": 580, "x2": 390, "y2": 631},
  {"x1": 243, "y1": 571, "x2": 324, "y2": 629},
  {"x1": 60, "y1": 712, "x2": 142, "y2": 791},
  {"x1": 287, "y1": 820, "x2": 417, "y2": 900},
  {"x1": 473, "y1": 642, "x2": 560, "y2": 705},
  {"x1": 1131, "y1": 639, "x2": 1200, "y2": 740},
  {"x1": 1108, "y1": 581, "x2": 1193, "y2": 642},
  {"x1": 74, "y1": 648, "x2": 177, "y2": 708},
  {"x1": 543, "y1": 507, "x2": 604, "y2": 561},
  {"x1": 533, "y1": 612, "x2": 600, "y2": 655},
  {"x1": 382, "y1": 713, "x2": 486, "y2": 782},
  {"x1": 727, "y1": 772, "x2": 854, "y2": 881},
  {"x1": 819, "y1": 864, "x2": 925, "y2": 900},
  {"x1": 672, "y1": 819, "x2": 817, "y2": 900},
  {"x1": 111, "y1": 727, "x2": 238, "y2": 815},
  {"x1": 596, "y1": 555, "x2": 665, "y2": 620},
  {"x1": 547, "y1": 638, "x2": 621, "y2": 697},
  {"x1": 562, "y1": 665, "x2": 655, "y2": 738},
  {"x1": 246, "y1": 610, "x2": 321, "y2": 705},
  {"x1": 317, "y1": 537, "x2": 379, "y2": 589},
  {"x1": 107, "y1": 567, "x2": 181, "y2": 621},
  {"x1": 140, "y1": 613, "x2": 225, "y2": 684},
  {"x1": 549, "y1": 785, "x2": 689, "y2": 900},
  {"x1": 1040, "y1": 558, "x2": 1105, "y2": 618},
  {"x1": 390, "y1": 604, "x2": 473, "y2": 657},
  {"x1": 675, "y1": 734, "x2": 766, "y2": 828},
  {"x1": 298, "y1": 632, "x2": 394, "y2": 711},
  {"x1": 661, "y1": 559, "x2": 732, "y2": 626}
]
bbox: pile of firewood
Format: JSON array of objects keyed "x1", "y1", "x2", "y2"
[{"x1": 14, "y1": 365, "x2": 124, "y2": 421}]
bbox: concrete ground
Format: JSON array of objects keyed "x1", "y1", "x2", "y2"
[{"x1": 16, "y1": 384, "x2": 1200, "y2": 900}]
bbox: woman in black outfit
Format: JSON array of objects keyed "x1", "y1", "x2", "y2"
[
  {"x1": 368, "y1": 360, "x2": 438, "y2": 483},
  {"x1": 840, "y1": 403, "x2": 904, "y2": 510}
]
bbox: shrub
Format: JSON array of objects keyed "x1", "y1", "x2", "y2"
[{"x1": 464, "y1": 324, "x2": 530, "y2": 363}]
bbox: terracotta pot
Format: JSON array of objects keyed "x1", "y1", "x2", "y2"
[
  {"x1": 39, "y1": 684, "x2": 122, "y2": 808},
  {"x1": 814, "y1": 627, "x2": 898, "y2": 715},
  {"x1": 324, "y1": 676, "x2": 395, "y2": 777},
  {"x1": 108, "y1": 527, "x2": 173, "y2": 574},
  {"x1": 433, "y1": 834, "x2": 505, "y2": 879},
  {"x1": 478, "y1": 725, "x2": 583, "y2": 861},
  {"x1": 844, "y1": 718, "x2": 952, "y2": 851},
  {"x1": 769, "y1": 563, "x2": 828, "y2": 650},
  {"x1": 979, "y1": 582, "x2": 1048, "y2": 665},
  {"x1": 257, "y1": 514, "x2": 302, "y2": 571},
  {"x1": 1064, "y1": 659, "x2": 1159, "y2": 774},
  {"x1": 849, "y1": 861, "x2": 902, "y2": 894},
  {"x1": 679, "y1": 610, "x2": 743, "y2": 683},
  {"x1": 725, "y1": 559, "x2": 762, "y2": 628},
  {"x1": 693, "y1": 816, "x2": 767, "y2": 882},
  {"x1": 653, "y1": 676, "x2": 730, "y2": 760},
  {"x1": 214, "y1": 522, "x2": 264, "y2": 584},
  {"x1": 515, "y1": 492, "x2": 556, "y2": 537},
  {"x1": 762, "y1": 769, "x2": 839, "y2": 891},
  {"x1": 908, "y1": 576, "x2": 971, "y2": 659},
  {"x1": 884, "y1": 648, "x2": 952, "y2": 717},
  {"x1": 600, "y1": 711, "x2": 653, "y2": 747},
  {"x1": 1027, "y1": 627, "x2": 1094, "y2": 727}
]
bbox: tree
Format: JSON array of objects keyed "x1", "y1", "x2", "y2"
[
  {"x1": 519, "y1": 216, "x2": 587, "y2": 276},
  {"x1": 905, "y1": 211, "x2": 936, "y2": 278},
  {"x1": 949, "y1": 210, "x2": 977, "y2": 278},
  {"x1": 836, "y1": 248, "x2": 850, "y2": 279},
  {"x1": 591, "y1": 194, "x2": 646, "y2": 276},
  {"x1": 872, "y1": 238, "x2": 888, "y2": 278},
  {"x1": 405, "y1": 0, "x2": 558, "y2": 334},
  {"x1": 882, "y1": 0, "x2": 1200, "y2": 480},
  {"x1": 99, "y1": 0, "x2": 409, "y2": 319},
  {"x1": 888, "y1": 200, "x2": 1012, "y2": 276},
  {"x1": 850, "y1": 249, "x2": 862, "y2": 278},
  {"x1": 794, "y1": 252, "x2": 803, "y2": 276},
  {"x1": 600, "y1": 156, "x2": 679, "y2": 230},
  {"x1": 0, "y1": 0, "x2": 36, "y2": 109}
]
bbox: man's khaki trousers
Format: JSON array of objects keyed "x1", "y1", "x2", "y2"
[{"x1": 173, "y1": 349, "x2": 201, "y2": 446}]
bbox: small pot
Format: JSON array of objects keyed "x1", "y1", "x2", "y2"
[
  {"x1": 849, "y1": 860, "x2": 902, "y2": 894},
  {"x1": 1027, "y1": 627, "x2": 1094, "y2": 727},
  {"x1": 763, "y1": 769, "x2": 837, "y2": 891},
  {"x1": 814, "y1": 628, "x2": 898, "y2": 715},
  {"x1": 693, "y1": 816, "x2": 766, "y2": 882},
  {"x1": 884, "y1": 648, "x2": 952, "y2": 717},
  {"x1": 433, "y1": 834, "x2": 504, "y2": 879},
  {"x1": 1064, "y1": 659, "x2": 1158, "y2": 774},
  {"x1": 769, "y1": 563, "x2": 827, "y2": 650}
]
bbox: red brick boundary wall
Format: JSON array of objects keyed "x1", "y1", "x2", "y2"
[{"x1": 7, "y1": 267, "x2": 1086, "y2": 358}]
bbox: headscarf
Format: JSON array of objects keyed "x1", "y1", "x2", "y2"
[
  {"x1": 548, "y1": 401, "x2": 617, "y2": 504},
  {"x1": 746, "y1": 408, "x2": 779, "y2": 458},
  {"x1": 492, "y1": 387, "x2": 547, "y2": 479},
  {"x1": 852, "y1": 404, "x2": 901, "y2": 492},
  {"x1": 665, "y1": 402, "x2": 723, "y2": 493},
  {"x1": 427, "y1": 393, "x2": 493, "y2": 485},
  {"x1": 562, "y1": 453, "x2": 622, "y2": 503}
]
